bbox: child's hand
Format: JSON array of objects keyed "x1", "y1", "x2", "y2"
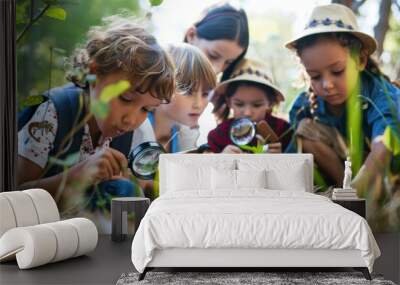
[
  {"x1": 222, "y1": 145, "x2": 243, "y2": 154},
  {"x1": 111, "y1": 167, "x2": 133, "y2": 180},
  {"x1": 265, "y1": 142, "x2": 282, "y2": 153},
  {"x1": 69, "y1": 148, "x2": 128, "y2": 185}
]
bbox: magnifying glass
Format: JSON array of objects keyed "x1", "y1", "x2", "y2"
[
  {"x1": 229, "y1": 117, "x2": 256, "y2": 146},
  {"x1": 128, "y1": 141, "x2": 165, "y2": 180}
]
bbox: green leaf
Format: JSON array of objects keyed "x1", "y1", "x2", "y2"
[
  {"x1": 48, "y1": 152, "x2": 79, "y2": 168},
  {"x1": 346, "y1": 53, "x2": 363, "y2": 174},
  {"x1": 239, "y1": 145, "x2": 257, "y2": 153},
  {"x1": 42, "y1": 0, "x2": 60, "y2": 4},
  {"x1": 45, "y1": 7, "x2": 67, "y2": 21},
  {"x1": 64, "y1": 152, "x2": 80, "y2": 167},
  {"x1": 53, "y1": 47, "x2": 66, "y2": 54},
  {"x1": 313, "y1": 166, "x2": 328, "y2": 189},
  {"x1": 48, "y1": 156, "x2": 68, "y2": 167},
  {"x1": 382, "y1": 126, "x2": 400, "y2": 156},
  {"x1": 99, "y1": 80, "x2": 131, "y2": 103},
  {"x1": 16, "y1": 2, "x2": 29, "y2": 24},
  {"x1": 20, "y1": 95, "x2": 45, "y2": 107},
  {"x1": 90, "y1": 99, "x2": 109, "y2": 119},
  {"x1": 96, "y1": 198, "x2": 106, "y2": 209},
  {"x1": 149, "y1": 0, "x2": 163, "y2": 6}
]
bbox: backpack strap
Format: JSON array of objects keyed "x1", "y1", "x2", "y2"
[
  {"x1": 44, "y1": 84, "x2": 86, "y2": 177},
  {"x1": 18, "y1": 104, "x2": 44, "y2": 131}
]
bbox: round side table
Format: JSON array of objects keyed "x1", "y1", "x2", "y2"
[{"x1": 111, "y1": 197, "x2": 150, "y2": 242}]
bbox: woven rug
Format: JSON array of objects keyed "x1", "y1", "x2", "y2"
[{"x1": 116, "y1": 271, "x2": 395, "y2": 285}]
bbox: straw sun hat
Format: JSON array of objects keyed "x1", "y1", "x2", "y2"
[
  {"x1": 212, "y1": 58, "x2": 285, "y2": 102},
  {"x1": 285, "y1": 3, "x2": 377, "y2": 55}
]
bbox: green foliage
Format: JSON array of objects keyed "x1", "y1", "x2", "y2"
[
  {"x1": 313, "y1": 167, "x2": 328, "y2": 191},
  {"x1": 42, "y1": 0, "x2": 60, "y2": 4},
  {"x1": 149, "y1": 0, "x2": 163, "y2": 6},
  {"x1": 239, "y1": 144, "x2": 264, "y2": 154},
  {"x1": 99, "y1": 80, "x2": 130, "y2": 102},
  {"x1": 90, "y1": 100, "x2": 109, "y2": 119},
  {"x1": 64, "y1": 152, "x2": 80, "y2": 166},
  {"x1": 20, "y1": 94, "x2": 45, "y2": 108},
  {"x1": 383, "y1": 126, "x2": 400, "y2": 156},
  {"x1": 346, "y1": 52, "x2": 363, "y2": 175},
  {"x1": 45, "y1": 6, "x2": 67, "y2": 21},
  {"x1": 90, "y1": 80, "x2": 131, "y2": 119},
  {"x1": 17, "y1": 0, "x2": 140, "y2": 101},
  {"x1": 153, "y1": 169, "x2": 160, "y2": 198},
  {"x1": 16, "y1": 1, "x2": 29, "y2": 24},
  {"x1": 95, "y1": 196, "x2": 107, "y2": 209},
  {"x1": 49, "y1": 151, "x2": 80, "y2": 167}
]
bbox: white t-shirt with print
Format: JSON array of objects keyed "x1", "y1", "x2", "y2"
[{"x1": 18, "y1": 101, "x2": 155, "y2": 169}]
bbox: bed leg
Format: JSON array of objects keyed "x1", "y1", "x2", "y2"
[
  {"x1": 354, "y1": 267, "x2": 371, "y2": 280},
  {"x1": 138, "y1": 268, "x2": 148, "y2": 281}
]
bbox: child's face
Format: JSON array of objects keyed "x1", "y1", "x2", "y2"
[
  {"x1": 160, "y1": 85, "x2": 209, "y2": 128},
  {"x1": 300, "y1": 39, "x2": 364, "y2": 106},
  {"x1": 92, "y1": 72, "x2": 162, "y2": 138},
  {"x1": 228, "y1": 85, "x2": 272, "y2": 123}
]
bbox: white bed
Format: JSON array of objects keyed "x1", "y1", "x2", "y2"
[{"x1": 131, "y1": 154, "x2": 380, "y2": 280}]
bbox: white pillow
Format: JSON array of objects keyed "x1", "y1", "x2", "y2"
[
  {"x1": 237, "y1": 159, "x2": 308, "y2": 191},
  {"x1": 266, "y1": 164, "x2": 307, "y2": 191},
  {"x1": 167, "y1": 162, "x2": 211, "y2": 191},
  {"x1": 236, "y1": 169, "x2": 267, "y2": 189},
  {"x1": 211, "y1": 168, "x2": 236, "y2": 190}
]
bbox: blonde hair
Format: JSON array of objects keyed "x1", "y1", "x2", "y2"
[
  {"x1": 67, "y1": 16, "x2": 175, "y2": 102},
  {"x1": 167, "y1": 43, "x2": 216, "y2": 95}
]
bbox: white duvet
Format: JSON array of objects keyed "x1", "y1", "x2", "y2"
[{"x1": 131, "y1": 190, "x2": 380, "y2": 273}]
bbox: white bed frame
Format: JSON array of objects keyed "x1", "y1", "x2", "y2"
[{"x1": 140, "y1": 154, "x2": 371, "y2": 280}]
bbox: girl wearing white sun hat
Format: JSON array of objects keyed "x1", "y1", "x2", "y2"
[{"x1": 286, "y1": 3, "x2": 400, "y2": 195}]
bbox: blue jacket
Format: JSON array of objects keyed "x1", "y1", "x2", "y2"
[{"x1": 289, "y1": 72, "x2": 400, "y2": 148}]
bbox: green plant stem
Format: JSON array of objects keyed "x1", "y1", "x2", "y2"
[{"x1": 38, "y1": 97, "x2": 91, "y2": 181}]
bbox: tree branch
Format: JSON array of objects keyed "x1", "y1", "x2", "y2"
[
  {"x1": 17, "y1": 3, "x2": 50, "y2": 44},
  {"x1": 331, "y1": 0, "x2": 366, "y2": 14},
  {"x1": 352, "y1": 0, "x2": 367, "y2": 14},
  {"x1": 394, "y1": 0, "x2": 400, "y2": 12},
  {"x1": 373, "y1": 0, "x2": 392, "y2": 56}
]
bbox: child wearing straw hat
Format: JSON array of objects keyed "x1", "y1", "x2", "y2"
[
  {"x1": 207, "y1": 58, "x2": 292, "y2": 153},
  {"x1": 286, "y1": 4, "x2": 400, "y2": 193}
]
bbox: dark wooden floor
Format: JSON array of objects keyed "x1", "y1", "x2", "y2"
[
  {"x1": 0, "y1": 235, "x2": 134, "y2": 285},
  {"x1": 0, "y1": 233, "x2": 398, "y2": 284},
  {"x1": 373, "y1": 232, "x2": 400, "y2": 284}
]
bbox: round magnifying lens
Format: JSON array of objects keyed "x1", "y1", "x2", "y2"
[
  {"x1": 128, "y1": 141, "x2": 165, "y2": 180},
  {"x1": 229, "y1": 117, "x2": 256, "y2": 146}
]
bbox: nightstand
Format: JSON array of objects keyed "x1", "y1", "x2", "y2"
[
  {"x1": 332, "y1": 198, "x2": 366, "y2": 218},
  {"x1": 111, "y1": 197, "x2": 150, "y2": 242}
]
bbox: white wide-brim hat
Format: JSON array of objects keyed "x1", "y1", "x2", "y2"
[
  {"x1": 212, "y1": 58, "x2": 285, "y2": 102},
  {"x1": 285, "y1": 3, "x2": 377, "y2": 55}
]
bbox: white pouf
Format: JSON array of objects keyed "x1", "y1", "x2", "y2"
[{"x1": 0, "y1": 189, "x2": 98, "y2": 269}]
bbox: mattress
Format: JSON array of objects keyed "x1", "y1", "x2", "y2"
[{"x1": 131, "y1": 189, "x2": 380, "y2": 273}]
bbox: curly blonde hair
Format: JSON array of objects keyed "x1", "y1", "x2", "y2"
[{"x1": 67, "y1": 16, "x2": 175, "y2": 102}]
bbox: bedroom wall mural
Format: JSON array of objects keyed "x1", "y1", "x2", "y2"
[{"x1": 12, "y1": 0, "x2": 400, "y2": 236}]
